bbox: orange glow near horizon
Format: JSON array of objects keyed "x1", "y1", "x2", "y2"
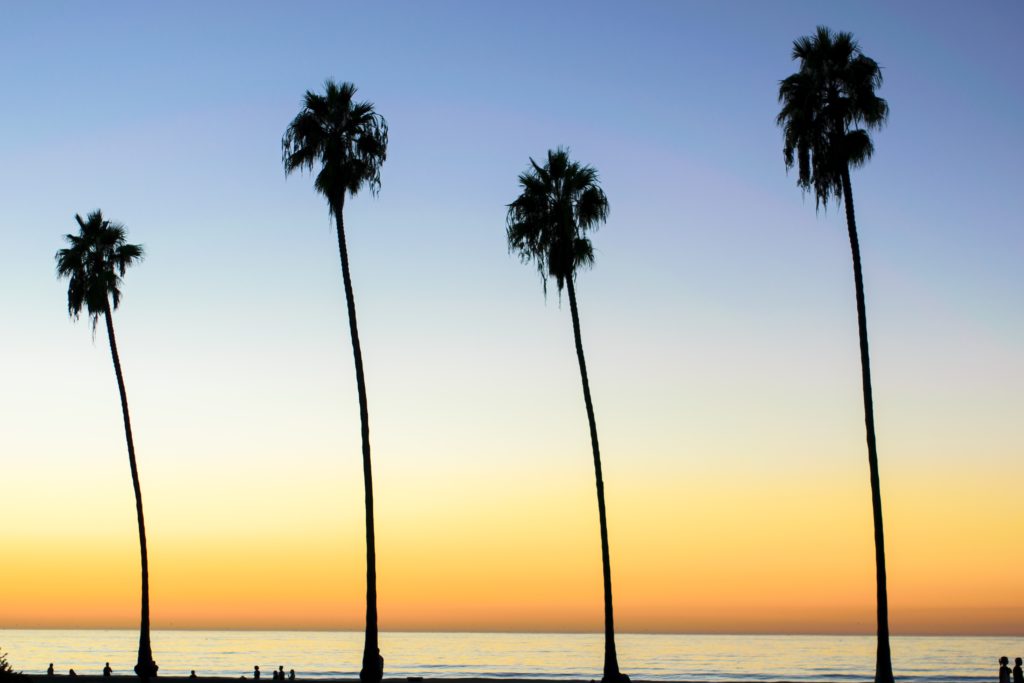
[{"x1": 3, "y1": 436, "x2": 1022, "y2": 636}]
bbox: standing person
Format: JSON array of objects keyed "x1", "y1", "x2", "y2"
[
  {"x1": 1012, "y1": 658, "x2": 1022, "y2": 683},
  {"x1": 103, "y1": 663, "x2": 112, "y2": 677},
  {"x1": 47, "y1": 664, "x2": 54, "y2": 676},
  {"x1": 1000, "y1": 657, "x2": 1011, "y2": 683},
  {"x1": 254, "y1": 666, "x2": 261, "y2": 680}
]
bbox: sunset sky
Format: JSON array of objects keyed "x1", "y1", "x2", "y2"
[{"x1": 1, "y1": 2, "x2": 1021, "y2": 636}]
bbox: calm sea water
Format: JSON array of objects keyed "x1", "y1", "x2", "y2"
[{"x1": 0, "y1": 631, "x2": 1019, "y2": 682}]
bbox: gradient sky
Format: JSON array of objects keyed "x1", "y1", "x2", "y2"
[{"x1": 1, "y1": 1, "x2": 1022, "y2": 636}]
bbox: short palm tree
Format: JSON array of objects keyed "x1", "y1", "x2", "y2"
[
  {"x1": 777, "y1": 26, "x2": 893, "y2": 683},
  {"x1": 55, "y1": 211, "x2": 156, "y2": 679},
  {"x1": 507, "y1": 148, "x2": 628, "y2": 683},
  {"x1": 282, "y1": 80, "x2": 388, "y2": 683}
]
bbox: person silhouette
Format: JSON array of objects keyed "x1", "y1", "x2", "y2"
[
  {"x1": 278, "y1": 666, "x2": 285, "y2": 680},
  {"x1": 190, "y1": 671, "x2": 198, "y2": 679},
  {"x1": 1013, "y1": 658, "x2": 1023, "y2": 683},
  {"x1": 288, "y1": 670, "x2": 295, "y2": 681},
  {"x1": 47, "y1": 664, "x2": 54, "y2": 676},
  {"x1": 103, "y1": 663, "x2": 112, "y2": 677},
  {"x1": 273, "y1": 670, "x2": 280, "y2": 680},
  {"x1": 1001, "y1": 657, "x2": 1012, "y2": 683},
  {"x1": 254, "y1": 665, "x2": 261, "y2": 680},
  {"x1": 69, "y1": 670, "x2": 77, "y2": 677}
]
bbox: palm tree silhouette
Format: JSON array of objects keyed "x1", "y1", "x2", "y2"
[
  {"x1": 55, "y1": 211, "x2": 157, "y2": 679},
  {"x1": 282, "y1": 80, "x2": 388, "y2": 683},
  {"x1": 777, "y1": 26, "x2": 893, "y2": 683},
  {"x1": 507, "y1": 148, "x2": 629, "y2": 683}
]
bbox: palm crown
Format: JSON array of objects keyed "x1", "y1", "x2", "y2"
[
  {"x1": 55, "y1": 210, "x2": 144, "y2": 325},
  {"x1": 777, "y1": 26, "x2": 889, "y2": 207},
  {"x1": 506, "y1": 148, "x2": 609, "y2": 293},
  {"x1": 282, "y1": 80, "x2": 388, "y2": 211}
]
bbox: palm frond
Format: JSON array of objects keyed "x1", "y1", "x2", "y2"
[
  {"x1": 55, "y1": 210, "x2": 144, "y2": 327},
  {"x1": 282, "y1": 79, "x2": 388, "y2": 213},
  {"x1": 844, "y1": 129, "x2": 875, "y2": 168},
  {"x1": 777, "y1": 26, "x2": 888, "y2": 209},
  {"x1": 506, "y1": 148, "x2": 609, "y2": 294}
]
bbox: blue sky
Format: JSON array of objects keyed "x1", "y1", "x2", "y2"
[{"x1": 1, "y1": 1, "x2": 1022, "y2": 633}]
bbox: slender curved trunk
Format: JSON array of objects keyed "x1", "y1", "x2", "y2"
[
  {"x1": 103, "y1": 303, "x2": 156, "y2": 679},
  {"x1": 332, "y1": 200, "x2": 382, "y2": 683},
  {"x1": 566, "y1": 278, "x2": 627, "y2": 683},
  {"x1": 841, "y1": 166, "x2": 894, "y2": 683}
]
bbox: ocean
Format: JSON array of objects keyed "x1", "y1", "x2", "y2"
[{"x1": 0, "y1": 630, "x2": 1019, "y2": 682}]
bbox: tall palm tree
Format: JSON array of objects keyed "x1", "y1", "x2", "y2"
[
  {"x1": 282, "y1": 80, "x2": 388, "y2": 683},
  {"x1": 55, "y1": 211, "x2": 156, "y2": 679},
  {"x1": 777, "y1": 26, "x2": 893, "y2": 683},
  {"x1": 507, "y1": 148, "x2": 629, "y2": 683}
]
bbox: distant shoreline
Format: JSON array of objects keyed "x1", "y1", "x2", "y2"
[{"x1": 4, "y1": 629, "x2": 1017, "y2": 638}]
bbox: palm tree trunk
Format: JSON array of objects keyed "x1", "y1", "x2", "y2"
[
  {"x1": 565, "y1": 278, "x2": 627, "y2": 683},
  {"x1": 103, "y1": 303, "x2": 156, "y2": 679},
  {"x1": 332, "y1": 201, "x2": 382, "y2": 683},
  {"x1": 841, "y1": 166, "x2": 894, "y2": 683}
]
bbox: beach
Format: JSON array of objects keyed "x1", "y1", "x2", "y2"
[
  {"x1": 6, "y1": 678, "x2": 850, "y2": 683},
  {"x1": 9, "y1": 678, "x2": 760, "y2": 683}
]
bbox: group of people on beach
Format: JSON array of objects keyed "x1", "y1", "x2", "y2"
[
  {"x1": 252, "y1": 665, "x2": 295, "y2": 680},
  {"x1": 45, "y1": 661, "x2": 296, "y2": 679},
  {"x1": 46, "y1": 662, "x2": 115, "y2": 677},
  {"x1": 999, "y1": 657, "x2": 1023, "y2": 683},
  {"x1": 31, "y1": 657, "x2": 1024, "y2": 680}
]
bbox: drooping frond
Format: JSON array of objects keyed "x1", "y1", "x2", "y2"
[
  {"x1": 282, "y1": 79, "x2": 388, "y2": 214},
  {"x1": 506, "y1": 148, "x2": 609, "y2": 294},
  {"x1": 55, "y1": 210, "x2": 144, "y2": 329},
  {"x1": 777, "y1": 26, "x2": 888, "y2": 208}
]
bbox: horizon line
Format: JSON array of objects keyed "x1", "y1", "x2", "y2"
[{"x1": 2, "y1": 627, "x2": 1020, "y2": 639}]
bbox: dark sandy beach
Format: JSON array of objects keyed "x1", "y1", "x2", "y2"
[
  {"x1": 19, "y1": 678, "x2": 813, "y2": 683},
  {"x1": 20, "y1": 677, "x2": 837, "y2": 683}
]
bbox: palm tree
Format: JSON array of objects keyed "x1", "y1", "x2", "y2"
[
  {"x1": 281, "y1": 80, "x2": 388, "y2": 683},
  {"x1": 777, "y1": 26, "x2": 893, "y2": 683},
  {"x1": 55, "y1": 211, "x2": 156, "y2": 679},
  {"x1": 507, "y1": 148, "x2": 629, "y2": 683}
]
